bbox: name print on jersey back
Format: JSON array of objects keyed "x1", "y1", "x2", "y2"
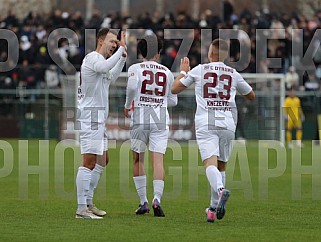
[
  {"x1": 138, "y1": 63, "x2": 168, "y2": 109},
  {"x1": 181, "y1": 62, "x2": 252, "y2": 132},
  {"x1": 127, "y1": 61, "x2": 176, "y2": 126}
]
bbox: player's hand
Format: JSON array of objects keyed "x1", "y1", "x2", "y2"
[
  {"x1": 180, "y1": 57, "x2": 190, "y2": 73},
  {"x1": 118, "y1": 31, "x2": 127, "y2": 49},
  {"x1": 124, "y1": 108, "x2": 131, "y2": 118}
]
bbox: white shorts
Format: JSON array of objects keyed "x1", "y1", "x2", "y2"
[
  {"x1": 79, "y1": 122, "x2": 108, "y2": 155},
  {"x1": 130, "y1": 123, "x2": 169, "y2": 154},
  {"x1": 196, "y1": 127, "x2": 234, "y2": 162}
]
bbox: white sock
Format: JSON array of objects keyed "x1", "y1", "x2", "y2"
[
  {"x1": 133, "y1": 175, "x2": 148, "y2": 205},
  {"x1": 153, "y1": 180, "x2": 164, "y2": 203},
  {"x1": 76, "y1": 166, "x2": 92, "y2": 213},
  {"x1": 221, "y1": 171, "x2": 226, "y2": 187},
  {"x1": 206, "y1": 165, "x2": 224, "y2": 192},
  {"x1": 210, "y1": 171, "x2": 226, "y2": 208},
  {"x1": 87, "y1": 164, "x2": 104, "y2": 206}
]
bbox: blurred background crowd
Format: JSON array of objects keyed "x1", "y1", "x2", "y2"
[{"x1": 0, "y1": 0, "x2": 320, "y2": 91}]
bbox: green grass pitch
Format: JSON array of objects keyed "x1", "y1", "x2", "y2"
[{"x1": 0, "y1": 139, "x2": 320, "y2": 241}]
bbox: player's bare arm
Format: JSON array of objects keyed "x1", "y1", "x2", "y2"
[
  {"x1": 124, "y1": 108, "x2": 131, "y2": 118},
  {"x1": 243, "y1": 90, "x2": 255, "y2": 101},
  {"x1": 171, "y1": 57, "x2": 190, "y2": 94}
]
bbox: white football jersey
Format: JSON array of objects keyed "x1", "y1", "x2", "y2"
[
  {"x1": 77, "y1": 47, "x2": 125, "y2": 124},
  {"x1": 180, "y1": 62, "x2": 252, "y2": 132},
  {"x1": 125, "y1": 61, "x2": 177, "y2": 125}
]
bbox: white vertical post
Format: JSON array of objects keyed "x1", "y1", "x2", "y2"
[
  {"x1": 280, "y1": 75, "x2": 286, "y2": 144},
  {"x1": 221, "y1": 0, "x2": 224, "y2": 21},
  {"x1": 155, "y1": 0, "x2": 164, "y2": 13},
  {"x1": 44, "y1": 88, "x2": 49, "y2": 140},
  {"x1": 262, "y1": 0, "x2": 268, "y2": 9},
  {"x1": 121, "y1": 0, "x2": 130, "y2": 16},
  {"x1": 191, "y1": 0, "x2": 199, "y2": 20},
  {"x1": 86, "y1": 0, "x2": 94, "y2": 21}
]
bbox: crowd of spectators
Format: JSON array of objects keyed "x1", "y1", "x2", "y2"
[{"x1": 0, "y1": 4, "x2": 321, "y2": 91}]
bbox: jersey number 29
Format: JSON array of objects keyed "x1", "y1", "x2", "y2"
[{"x1": 141, "y1": 70, "x2": 167, "y2": 96}]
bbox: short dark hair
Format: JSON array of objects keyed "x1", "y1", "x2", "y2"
[
  {"x1": 138, "y1": 35, "x2": 163, "y2": 59},
  {"x1": 97, "y1": 28, "x2": 118, "y2": 43},
  {"x1": 211, "y1": 39, "x2": 229, "y2": 52}
]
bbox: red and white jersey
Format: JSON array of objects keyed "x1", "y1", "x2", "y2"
[
  {"x1": 77, "y1": 47, "x2": 125, "y2": 124},
  {"x1": 180, "y1": 62, "x2": 252, "y2": 132},
  {"x1": 125, "y1": 61, "x2": 177, "y2": 125}
]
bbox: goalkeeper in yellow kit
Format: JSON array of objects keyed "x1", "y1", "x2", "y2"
[{"x1": 283, "y1": 88, "x2": 305, "y2": 148}]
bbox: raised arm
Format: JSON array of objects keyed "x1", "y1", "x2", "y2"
[
  {"x1": 93, "y1": 31, "x2": 127, "y2": 73},
  {"x1": 93, "y1": 46, "x2": 125, "y2": 73},
  {"x1": 109, "y1": 56, "x2": 127, "y2": 83},
  {"x1": 167, "y1": 73, "x2": 178, "y2": 107},
  {"x1": 171, "y1": 57, "x2": 190, "y2": 94}
]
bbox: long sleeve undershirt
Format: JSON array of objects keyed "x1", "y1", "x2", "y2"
[
  {"x1": 92, "y1": 46, "x2": 125, "y2": 73},
  {"x1": 109, "y1": 56, "x2": 126, "y2": 83}
]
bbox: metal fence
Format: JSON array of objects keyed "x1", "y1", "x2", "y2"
[{"x1": 0, "y1": 73, "x2": 320, "y2": 141}]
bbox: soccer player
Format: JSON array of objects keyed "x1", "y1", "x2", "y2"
[
  {"x1": 171, "y1": 39, "x2": 255, "y2": 222},
  {"x1": 124, "y1": 35, "x2": 177, "y2": 217},
  {"x1": 76, "y1": 28, "x2": 127, "y2": 219},
  {"x1": 283, "y1": 88, "x2": 304, "y2": 148}
]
